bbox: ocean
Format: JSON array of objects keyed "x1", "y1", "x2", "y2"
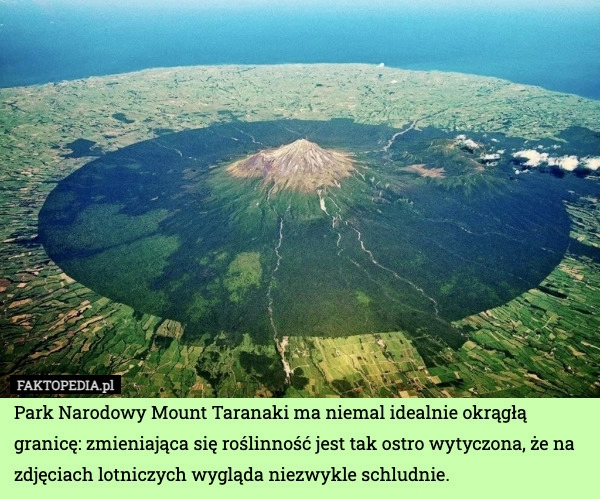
[{"x1": 1, "y1": 3, "x2": 599, "y2": 98}]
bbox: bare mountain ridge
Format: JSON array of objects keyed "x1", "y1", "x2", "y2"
[{"x1": 226, "y1": 139, "x2": 355, "y2": 192}]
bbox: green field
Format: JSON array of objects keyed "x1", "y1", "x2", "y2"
[{"x1": 1, "y1": 64, "x2": 599, "y2": 397}]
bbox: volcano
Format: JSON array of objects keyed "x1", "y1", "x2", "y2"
[
  {"x1": 38, "y1": 119, "x2": 573, "y2": 347},
  {"x1": 227, "y1": 138, "x2": 355, "y2": 192}
]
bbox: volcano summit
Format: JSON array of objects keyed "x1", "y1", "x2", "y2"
[{"x1": 227, "y1": 138, "x2": 355, "y2": 192}]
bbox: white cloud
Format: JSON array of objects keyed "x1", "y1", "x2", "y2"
[
  {"x1": 513, "y1": 151, "x2": 600, "y2": 172},
  {"x1": 481, "y1": 153, "x2": 501, "y2": 162},
  {"x1": 548, "y1": 155, "x2": 579, "y2": 171},
  {"x1": 513, "y1": 149, "x2": 549, "y2": 167},
  {"x1": 455, "y1": 135, "x2": 480, "y2": 150},
  {"x1": 582, "y1": 157, "x2": 600, "y2": 171}
]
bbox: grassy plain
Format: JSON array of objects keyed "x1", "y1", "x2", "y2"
[{"x1": 1, "y1": 64, "x2": 599, "y2": 397}]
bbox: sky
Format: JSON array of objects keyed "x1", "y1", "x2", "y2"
[
  {"x1": 3, "y1": 0, "x2": 600, "y2": 20},
  {"x1": 5, "y1": 0, "x2": 600, "y2": 11}
]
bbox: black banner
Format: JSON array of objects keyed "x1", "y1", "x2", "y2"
[{"x1": 10, "y1": 375, "x2": 121, "y2": 395}]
